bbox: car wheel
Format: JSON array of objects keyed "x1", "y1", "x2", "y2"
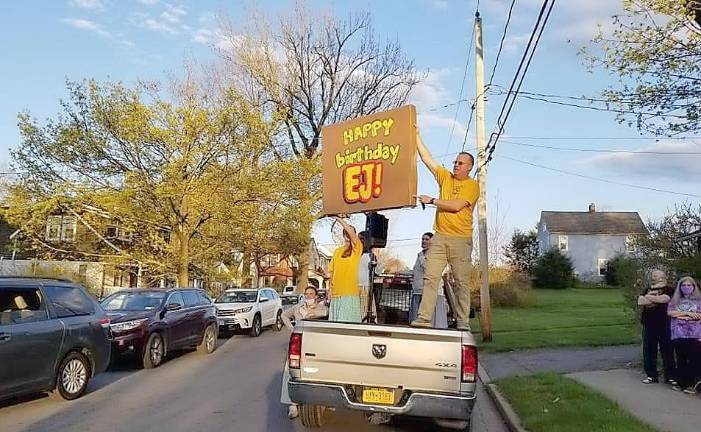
[
  {"x1": 273, "y1": 310, "x2": 283, "y2": 331},
  {"x1": 249, "y1": 314, "x2": 262, "y2": 337},
  {"x1": 54, "y1": 351, "x2": 91, "y2": 400},
  {"x1": 142, "y1": 332, "x2": 165, "y2": 369},
  {"x1": 299, "y1": 404, "x2": 326, "y2": 428},
  {"x1": 198, "y1": 324, "x2": 218, "y2": 355}
]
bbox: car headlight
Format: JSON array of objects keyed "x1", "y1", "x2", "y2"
[
  {"x1": 233, "y1": 306, "x2": 253, "y2": 314},
  {"x1": 111, "y1": 318, "x2": 148, "y2": 332}
]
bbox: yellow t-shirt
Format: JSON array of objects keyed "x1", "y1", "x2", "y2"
[
  {"x1": 329, "y1": 238, "x2": 363, "y2": 297},
  {"x1": 433, "y1": 166, "x2": 480, "y2": 238}
]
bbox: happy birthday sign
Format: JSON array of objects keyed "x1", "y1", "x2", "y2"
[{"x1": 322, "y1": 105, "x2": 417, "y2": 215}]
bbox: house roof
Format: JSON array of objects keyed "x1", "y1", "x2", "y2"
[{"x1": 540, "y1": 211, "x2": 647, "y2": 235}]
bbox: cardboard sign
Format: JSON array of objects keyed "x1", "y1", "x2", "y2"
[{"x1": 322, "y1": 105, "x2": 417, "y2": 215}]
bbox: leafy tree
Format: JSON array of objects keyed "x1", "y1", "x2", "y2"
[
  {"x1": 8, "y1": 78, "x2": 277, "y2": 287},
  {"x1": 503, "y1": 229, "x2": 539, "y2": 275},
  {"x1": 586, "y1": 1, "x2": 701, "y2": 135},
  {"x1": 533, "y1": 248, "x2": 574, "y2": 289}
]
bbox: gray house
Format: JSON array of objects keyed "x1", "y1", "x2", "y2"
[{"x1": 537, "y1": 204, "x2": 647, "y2": 281}]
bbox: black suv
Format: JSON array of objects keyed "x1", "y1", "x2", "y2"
[
  {"x1": 101, "y1": 288, "x2": 218, "y2": 369},
  {"x1": 0, "y1": 278, "x2": 112, "y2": 401}
]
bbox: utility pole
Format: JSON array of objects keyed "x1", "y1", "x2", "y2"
[{"x1": 474, "y1": 12, "x2": 492, "y2": 342}]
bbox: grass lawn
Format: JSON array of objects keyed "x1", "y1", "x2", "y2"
[
  {"x1": 495, "y1": 373, "x2": 657, "y2": 432},
  {"x1": 473, "y1": 288, "x2": 638, "y2": 352}
]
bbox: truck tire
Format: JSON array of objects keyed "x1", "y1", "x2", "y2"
[{"x1": 299, "y1": 404, "x2": 326, "y2": 428}]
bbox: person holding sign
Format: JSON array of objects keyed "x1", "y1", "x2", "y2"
[
  {"x1": 328, "y1": 216, "x2": 363, "y2": 322},
  {"x1": 411, "y1": 133, "x2": 479, "y2": 330}
]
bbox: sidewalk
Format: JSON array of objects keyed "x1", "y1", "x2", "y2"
[
  {"x1": 569, "y1": 369, "x2": 700, "y2": 432},
  {"x1": 480, "y1": 344, "x2": 640, "y2": 381}
]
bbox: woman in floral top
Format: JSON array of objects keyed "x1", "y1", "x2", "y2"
[{"x1": 667, "y1": 276, "x2": 701, "y2": 394}]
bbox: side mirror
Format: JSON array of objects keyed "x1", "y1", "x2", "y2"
[
  {"x1": 259, "y1": 297, "x2": 269, "y2": 303},
  {"x1": 166, "y1": 303, "x2": 182, "y2": 312}
]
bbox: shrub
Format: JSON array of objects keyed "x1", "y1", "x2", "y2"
[
  {"x1": 467, "y1": 266, "x2": 535, "y2": 308},
  {"x1": 606, "y1": 255, "x2": 640, "y2": 287},
  {"x1": 532, "y1": 248, "x2": 574, "y2": 289},
  {"x1": 672, "y1": 255, "x2": 701, "y2": 279}
]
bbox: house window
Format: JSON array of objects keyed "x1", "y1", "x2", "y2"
[
  {"x1": 269, "y1": 254, "x2": 280, "y2": 267},
  {"x1": 598, "y1": 259, "x2": 608, "y2": 277},
  {"x1": 625, "y1": 236, "x2": 636, "y2": 253},
  {"x1": 46, "y1": 216, "x2": 62, "y2": 241},
  {"x1": 46, "y1": 216, "x2": 76, "y2": 242},
  {"x1": 558, "y1": 235, "x2": 568, "y2": 251}
]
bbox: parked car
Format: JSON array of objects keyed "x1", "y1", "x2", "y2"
[
  {"x1": 101, "y1": 288, "x2": 218, "y2": 369},
  {"x1": 283, "y1": 286, "x2": 296, "y2": 295},
  {"x1": 0, "y1": 277, "x2": 112, "y2": 401},
  {"x1": 281, "y1": 293, "x2": 304, "y2": 311},
  {"x1": 214, "y1": 288, "x2": 283, "y2": 337}
]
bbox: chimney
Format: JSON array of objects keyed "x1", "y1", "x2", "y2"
[{"x1": 588, "y1": 203, "x2": 596, "y2": 213}]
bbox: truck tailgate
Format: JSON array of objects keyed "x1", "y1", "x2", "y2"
[{"x1": 296, "y1": 320, "x2": 474, "y2": 394}]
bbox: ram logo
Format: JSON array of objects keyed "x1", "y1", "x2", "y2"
[
  {"x1": 435, "y1": 362, "x2": 458, "y2": 368},
  {"x1": 372, "y1": 344, "x2": 387, "y2": 359}
]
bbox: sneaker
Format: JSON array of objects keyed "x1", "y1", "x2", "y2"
[
  {"x1": 683, "y1": 387, "x2": 698, "y2": 395},
  {"x1": 671, "y1": 384, "x2": 682, "y2": 392},
  {"x1": 410, "y1": 319, "x2": 432, "y2": 328},
  {"x1": 287, "y1": 405, "x2": 298, "y2": 419},
  {"x1": 665, "y1": 379, "x2": 678, "y2": 386},
  {"x1": 642, "y1": 377, "x2": 658, "y2": 384}
]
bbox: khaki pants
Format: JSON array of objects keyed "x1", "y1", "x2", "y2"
[{"x1": 417, "y1": 233, "x2": 473, "y2": 326}]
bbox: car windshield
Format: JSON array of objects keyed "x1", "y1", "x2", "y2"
[
  {"x1": 216, "y1": 291, "x2": 257, "y2": 303},
  {"x1": 281, "y1": 296, "x2": 300, "y2": 306},
  {"x1": 102, "y1": 292, "x2": 165, "y2": 311}
]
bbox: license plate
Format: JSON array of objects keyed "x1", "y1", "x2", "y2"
[{"x1": 361, "y1": 388, "x2": 395, "y2": 405}]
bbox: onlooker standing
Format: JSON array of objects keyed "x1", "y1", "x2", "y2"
[
  {"x1": 280, "y1": 286, "x2": 328, "y2": 419},
  {"x1": 667, "y1": 276, "x2": 701, "y2": 394},
  {"x1": 328, "y1": 216, "x2": 363, "y2": 322},
  {"x1": 637, "y1": 270, "x2": 676, "y2": 385},
  {"x1": 410, "y1": 232, "x2": 448, "y2": 328}
]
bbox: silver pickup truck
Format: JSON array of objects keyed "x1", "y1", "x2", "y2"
[{"x1": 287, "y1": 319, "x2": 478, "y2": 430}]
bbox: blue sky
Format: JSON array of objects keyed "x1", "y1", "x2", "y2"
[{"x1": 1, "y1": 0, "x2": 699, "y2": 266}]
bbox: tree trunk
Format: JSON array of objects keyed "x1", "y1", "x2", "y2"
[
  {"x1": 296, "y1": 242, "x2": 310, "y2": 294},
  {"x1": 176, "y1": 227, "x2": 189, "y2": 288}
]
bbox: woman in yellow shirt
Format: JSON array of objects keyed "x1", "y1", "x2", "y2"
[{"x1": 328, "y1": 216, "x2": 363, "y2": 322}]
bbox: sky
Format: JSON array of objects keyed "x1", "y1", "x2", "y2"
[{"x1": 1, "y1": 0, "x2": 699, "y2": 267}]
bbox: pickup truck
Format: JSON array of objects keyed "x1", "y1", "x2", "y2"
[{"x1": 287, "y1": 320, "x2": 478, "y2": 430}]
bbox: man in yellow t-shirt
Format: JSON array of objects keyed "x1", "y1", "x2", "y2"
[{"x1": 411, "y1": 133, "x2": 479, "y2": 330}]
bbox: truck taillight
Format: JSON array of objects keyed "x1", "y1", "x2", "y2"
[
  {"x1": 461, "y1": 345, "x2": 478, "y2": 382},
  {"x1": 98, "y1": 317, "x2": 111, "y2": 328},
  {"x1": 288, "y1": 333, "x2": 302, "y2": 369}
]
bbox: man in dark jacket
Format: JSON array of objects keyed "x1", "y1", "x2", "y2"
[{"x1": 638, "y1": 269, "x2": 676, "y2": 385}]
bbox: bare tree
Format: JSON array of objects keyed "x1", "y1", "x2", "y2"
[{"x1": 217, "y1": 3, "x2": 424, "y2": 291}]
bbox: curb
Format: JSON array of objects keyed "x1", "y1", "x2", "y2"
[{"x1": 480, "y1": 364, "x2": 528, "y2": 432}]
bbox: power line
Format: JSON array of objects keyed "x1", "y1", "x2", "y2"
[
  {"x1": 500, "y1": 139, "x2": 701, "y2": 155},
  {"x1": 505, "y1": 135, "x2": 700, "y2": 140},
  {"x1": 446, "y1": 2, "x2": 478, "y2": 154},
  {"x1": 496, "y1": 154, "x2": 701, "y2": 198},
  {"x1": 487, "y1": 0, "x2": 517, "y2": 88},
  {"x1": 484, "y1": 0, "x2": 556, "y2": 166}
]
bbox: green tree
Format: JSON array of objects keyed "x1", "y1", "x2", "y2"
[
  {"x1": 533, "y1": 248, "x2": 574, "y2": 289},
  {"x1": 586, "y1": 1, "x2": 701, "y2": 135},
  {"x1": 9, "y1": 78, "x2": 276, "y2": 287},
  {"x1": 503, "y1": 229, "x2": 540, "y2": 275}
]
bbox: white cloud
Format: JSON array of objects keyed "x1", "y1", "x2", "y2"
[
  {"x1": 215, "y1": 33, "x2": 244, "y2": 53},
  {"x1": 587, "y1": 140, "x2": 701, "y2": 182},
  {"x1": 161, "y1": 5, "x2": 187, "y2": 24},
  {"x1": 61, "y1": 17, "x2": 133, "y2": 47},
  {"x1": 69, "y1": 0, "x2": 104, "y2": 10},
  {"x1": 139, "y1": 0, "x2": 160, "y2": 5},
  {"x1": 433, "y1": 0, "x2": 448, "y2": 10},
  {"x1": 143, "y1": 17, "x2": 178, "y2": 34},
  {"x1": 192, "y1": 28, "x2": 213, "y2": 44}
]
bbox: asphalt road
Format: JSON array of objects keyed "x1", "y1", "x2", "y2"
[{"x1": 0, "y1": 330, "x2": 507, "y2": 432}]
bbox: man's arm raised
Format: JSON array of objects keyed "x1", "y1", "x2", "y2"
[{"x1": 416, "y1": 132, "x2": 439, "y2": 177}]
